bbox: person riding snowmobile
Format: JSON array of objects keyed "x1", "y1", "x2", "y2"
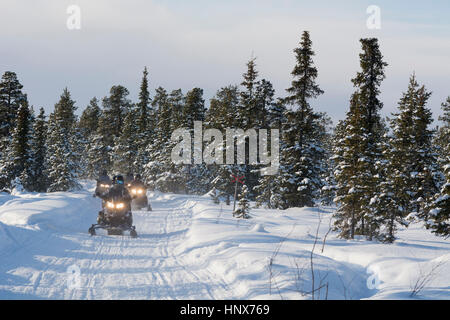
[
  {"x1": 97, "y1": 175, "x2": 134, "y2": 225},
  {"x1": 94, "y1": 169, "x2": 112, "y2": 198},
  {"x1": 125, "y1": 172, "x2": 134, "y2": 188},
  {"x1": 128, "y1": 174, "x2": 152, "y2": 211},
  {"x1": 89, "y1": 175, "x2": 138, "y2": 237}
]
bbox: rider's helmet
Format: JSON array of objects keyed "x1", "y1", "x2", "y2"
[{"x1": 113, "y1": 175, "x2": 125, "y2": 185}]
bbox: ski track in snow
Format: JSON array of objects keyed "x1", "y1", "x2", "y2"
[{"x1": 0, "y1": 182, "x2": 449, "y2": 300}]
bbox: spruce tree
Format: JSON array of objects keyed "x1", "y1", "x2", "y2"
[
  {"x1": 182, "y1": 88, "x2": 209, "y2": 194},
  {"x1": 0, "y1": 71, "x2": 27, "y2": 138},
  {"x1": 333, "y1": 94, "x2": 371, "y2": 239},
  {"x1": 143, "y1": 87, "x2": 170, "y2": 188},
  {"x1": 435, "y1": 97, "x2": 450, "y2": 164},
  {"x1": 143, "y1": 88, "x2": 185, "y2": 193},
  {"x1": 333, "y1": 38, "x2": 387, "y2": 239},
  {"x1": 0, "y1": 99, "x2": 33, "y2": 190},
  {"x1": 46, "y1": 88, "x2": 81, "y2": 192},
  {"x1": 112, "y1": 105, "x2": 138, "y2": 174},
  {"x1": 79, "y1": 97, "x2": 101, "y2": 137},
  {"x1": 101, "y1": 85, "x2": 132, "y2": 146},
  {"x1": 168, "y1": 89, "x2": 185, "y2": 131},
  {"x1": 78, "y1": 97, "x2": 101, "y2": 178},
  {"x1": 239, "y1": 57, "x2": 260, "y2": 128},
  {"x1": 389, "y1": 75, "x2": 439, "y2": 222},
  {"x1": 234, "y1": 184, "x2": 251, "y2": 219},
  {"x1": 137, "y1": 67, "x2": 152, "y2": 135},
  {"x1": 428, "y1": 161, "x2": 450, "y2": 237},
  {"x1": 29, "y1": 107, "x2": 48, "y2": 192},
  {"x1": 278, "y1": 30, "x2": 325, "y2": 208},
  {"x1": 183, "y1": 88, "x2": 206, "y2": 128},
  {"x1": 135, "y1": 67, "x2": 153, "y2": 173},
  {"x1": 206, "y1": 86, "x2": 240, "y2": 203}
]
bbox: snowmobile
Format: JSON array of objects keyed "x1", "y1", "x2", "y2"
[
  {"x1": 130, "y1": 186, "x2": 152, "y2": 211},
  {"x1": 94, "y1": 182, "x2": 111, "y2": 208},
  {"x1": 129, "y1": 185, "x2": 152, "y2": 211},
  {"x1": 88, "y1": 197, "x2": 138, "y2": 238}
]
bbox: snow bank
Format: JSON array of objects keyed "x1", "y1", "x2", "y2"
[{"x1": 176, "y1": 196, "x2": 450, "y2": 300}]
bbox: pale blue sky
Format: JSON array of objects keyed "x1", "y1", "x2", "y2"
[{"x1": 0, "y1": 0, "x2": 449, "y2": 124}]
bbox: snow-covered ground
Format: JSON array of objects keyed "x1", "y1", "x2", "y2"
[{"x1": 0, "y1": 181, "x2": 448, "y2": 300}]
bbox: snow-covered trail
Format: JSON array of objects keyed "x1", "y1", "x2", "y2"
[
  {"x1": 0, "y1": 187, "x2": 231, "y2": 299},
  {"x1": 1, "y1": 182, "x2": 449, "y2": 300}
]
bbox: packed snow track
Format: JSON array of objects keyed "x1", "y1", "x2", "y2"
[
  {"x1": 1, "y1": 181, "x2": 449, "y2": 300},
  {"x1": 0, "y1": 183, "x2": 231, "y2": 299}
]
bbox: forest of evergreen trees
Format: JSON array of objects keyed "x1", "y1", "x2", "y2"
[{"x1": 0, "y1": 32, "x2": 448, "y2": 241}]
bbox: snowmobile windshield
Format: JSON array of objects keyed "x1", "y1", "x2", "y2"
[{"x1": 117, "y1": 180, "x2": 124, "y2": 185}]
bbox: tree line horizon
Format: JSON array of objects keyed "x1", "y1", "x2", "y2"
[{"x1": 0, "y1": 31, "x2": 448, "y2": 242}]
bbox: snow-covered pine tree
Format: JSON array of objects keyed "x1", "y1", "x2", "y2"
[
  {"x1": 333, "y1": 94, "x2": 371, "y2": 239},
  {"x1": 254, "y1": 96, "x2": 287, "y2": 209},
  {"x1": 86, "y1": 132, "x2": 111, "y2": 179},
  {"x1": 236, "y1": 59, "x2": 273, "y2": 197},
  {"x1": 134, "y1": 67, "x2": 153, "y2": 174},
  {"x1": 278, "y1": 30, "x2": 325, "y2": 208},
  {"x1": 29, "y1": 107, "x2": 49, "y2": 192},
  {"x1": 79, "y1": 97, "x2": 101, "y2": 138},
  {"x1": 46, "y1": 88, "x2": 81, "y2": 192},
  {"x1": 410, "y1": 83, "x2": 440, "y2": 221},
  {"x1": 317, "y1": 113, "x2": 336, "y2": 206},
  {"x1": 182, "y1": 88, "x2": 210, "y2": 194},
  {"x1": 143, "y1": 88, "x2": 185, "y2": 193},
  {"x1": 428, "y1": 160, "x2": 450, "y2": 237},
  {"x1": 234, "y1": 184, "x2": 251, "y2": 219},
  {"x1": 238, "y1": 57, "x2": 259, "y2": 128},
  {"x1": 333, "y1": 38, "x2": 387, "y2": 239},
  {"x1": 101, "y1": 85, "x2": 132, "y2": 147},
  {"x1": 143, "y1": 87, "x2": 170, "y2": 189},
  {"x1": 435, "y1": 97, "x2": 450, "y2": 166},
  {"x1": 389, "y1": 75, "x2": 440, "y2": 222},
  {"x1": 78, "y1": 97, "x2": 101, "y2": 178},
  {"x1": 0, "y1": 71, "x2": 27, "y2": 139},
  {"x1": 168, "y1": 89, "x2": 185, "y2": 132},
  {"x1": 370, "y1": 129, "x2": 409, "y2": 243},
  {"x1": 0, "y1": 99, "x2": 34, "y2": 190},
  {"x1": 426, "y1": 97, "x2": 450, "y2": 237},
  {"x1": 206, "y1": 86, "x2": 240, "y2": 203},
  {"x1": 112, "y1": 104, "x2": 138, "y2": 174},
  {"x1": 183, "y1": 88, "x2": 206, "y2": 128}
]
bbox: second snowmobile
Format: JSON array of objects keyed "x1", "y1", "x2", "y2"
[{"x1": 128, "y1": 174, "x2": 152, "y2": 211}]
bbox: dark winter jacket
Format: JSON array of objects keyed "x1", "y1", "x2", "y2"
[
  {"x1": 100, "y1": 185, "x2": 133, "y2": 206},
  {"x1": 129, "y1": 179, "x2": 146, "y2": 189},
  {"x1": 97, "y1": 175, "x2": 112, "y2": 186},
  {"x1": 125, "y1": 174, "x2": 134, "y2": 186},
  {"x1": 95, "y1": 176, "x2": 112, "y2": 197}
]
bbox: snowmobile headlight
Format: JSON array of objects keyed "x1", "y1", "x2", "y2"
[
  {"x1": 116, "y1": 203, "x2": 125, "y2": 209},
  {"x1": 132, "y1": 189, "x2": 137, "y2": 194},
  {"x1": 107, "y1": 202, "x2": 115, "y2": 209},
  {"x1": 137, "y1": 189, "x2": 143, "y2": 194}
]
